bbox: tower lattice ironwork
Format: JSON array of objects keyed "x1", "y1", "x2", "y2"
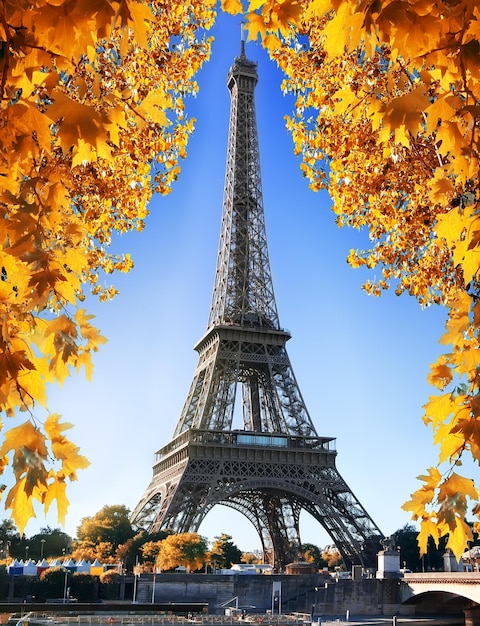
[{"x1": 131, "y1": 40, "x2": 383, "y2": 571}]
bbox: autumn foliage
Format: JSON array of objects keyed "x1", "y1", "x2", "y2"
[
  {"x1": 143, "y1": 532, "x2": 209, "y2": 572},
  {"x1": 2, "y1": 0, "x2": 480, "y2": 559},
  {"x1": 237, "y1": 0, "x2": 480, "y2": 557},
  {"x1": 0, "y1": 0, "x2": 213, "y2": 532}
]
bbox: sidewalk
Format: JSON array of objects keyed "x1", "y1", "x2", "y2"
[{"x1": 316, "y1": 618, "x2": 462, "y2": 626}]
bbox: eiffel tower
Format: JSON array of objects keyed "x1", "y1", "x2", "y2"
[{"x1": 131, "y1": 38, "x2": 383, "y2": 571}]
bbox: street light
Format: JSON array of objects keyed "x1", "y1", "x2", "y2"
[
  {"x1": 63, "y1": 569, "x2": 69, "y2": 603},
  {"x1": 40, "y1": 539, "x2": 46, "y2": 560},
  {"x1": 25, "y1": 545, "x2": 29, "y2": 561}
]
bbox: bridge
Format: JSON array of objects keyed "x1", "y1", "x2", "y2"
[{"x1": 400, "y1": 572, "x2": 480, "y2": 619}]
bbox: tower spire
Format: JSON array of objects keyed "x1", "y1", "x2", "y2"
[
  {"x1": 240, "y1": 21, "x2": 246, "y2": 57},
  {"x1": 131, "y1": 42, "x2": 383, "y2": 572}
]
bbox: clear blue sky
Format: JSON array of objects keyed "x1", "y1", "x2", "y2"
[{"x1": 27, "y1": 12, "x2": 449, "y2": 552}]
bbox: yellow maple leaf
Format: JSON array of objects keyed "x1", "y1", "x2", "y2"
[
  {"x1": 51, "y1": 439, "x2": 90, "y2": 479},
  {"x1": 439, "y1": 311, "x2": 470, "y2": 347},
  {"x1": 137, "y1": 91, "x2": 171, "y2": 127},
  {"x1": 0, "y1": 421, "x2": 48, "y2": 459},
  {"x1": 461, "y1": 247, "x2": 480, "y2": 285},
  {"x1": 439, "y1": 472, "x2": 479, "y2": 502},
  {"x1": 445, "y1": 517, "x2": 473, "y2": 560},
  {"x1": 428, "y1": 168, "x2": 455, "y2": 203},
  {"x1": 222, "y1": 0, "x2": 244, "y2": 14},
  {"x1": 423, "y1": 392, "x2": 456, "y2": 427},
  {"x1": 425, "y1": 95, "x2": 456, "y2": 135},
  {"x1": 417, "y1": 518, "x2": 442, "y2": 554},
  {"x1": 433, "y1": 416, "x2": 468, "y2": 464},
  {"x1": 378, "y1": 86, "x2": 430, "y2": 144},
  {"x1": 43, "y1": 478, "x2": 69, "y2": 526},
  {"x1": 45, "y1": 413, "x2": 90, "y2": 479},
  {"x1": 44, "y1": 413, "x2": 73, "y2": 442},
  {"x1": 435, "y1": 207, "x2": 465, "y2": 245},
  {"x1": 402, "y1": 467, "x2": 442, "y2": 518},
  {"x1": 245, "y1": 11, "x2": 268, "y2": 40},
  {"x1": 322, "y1": 3, "x2": 364, "y2": 57},
  {"x1": 48, "y1": 91, "x2": 111, "y2": 164},
  {"x1": 427, "y1": 358, "x2": 452, "y2": 390},
  {"x1": 305, "y1": 0, "x2": 336, "y2": 19},
  {"x1": 123, "y1": 0, "x2": 154, "y2": 49},
  {"x1": 436, "y1": 120, "x2": 467, "y2": 160},
  {"x1": 4, "y1": 477, "x2": 36, "y2": 536}
]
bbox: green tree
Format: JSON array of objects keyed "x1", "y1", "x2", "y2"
[
  {"x1": 394, "y1": 524, "x2": 421, "y2": 572},
  {"x1": 28, "y1": 527, "x2": 72, "y2": 560},
  {"x1": 99, "y1": 570, "x2": 121, "y2": 601},
  {"x1": 209, "y1": 533, "x2": 242, "y2": 569},
  {"x1": 394, "y1": 524, "x2": 446, "y2": 572},
  {"x1": 70, "y1": 573, "x2": 98, "y2": 602},
  {"x1": 116, "y1": 530, "x2": 169, "y2": 573},
  {"x1": 37, "y1": 567, "x2": 71, "y2": 601},
  {"x1": 0, "y1": 519, "x2": 20, "y2": 560},
  {"x1": 76, "y1": 505, "x2": 135, "y2": 552}
]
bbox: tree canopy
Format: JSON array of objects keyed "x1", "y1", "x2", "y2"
[
  {"x1": 1, "y1": 0, "x2": 480, "y2": 559},
  {"x1": 144, "y1": 532, "x2": 209, "y2": 572},
  {"x1": 236, "y1": 0, "x2": 480, "y2": 559},
  {"x1": 76, "y1": 505, "x2": 135, "y2": 549},
  {"x1": 209, "y1": 533, "x2": 242, "y2": 569},
  {"x1": 0, "y1": 0, "x2": 214, "y2": 532}
]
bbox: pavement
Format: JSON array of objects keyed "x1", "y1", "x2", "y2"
[{"x1": 316, "y1": 618, "x2": 462, "y2": 626}]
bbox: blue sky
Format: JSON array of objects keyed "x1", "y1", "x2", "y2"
[{"x1": 27, "y1": 12, "x2": 451, "y2": 552}]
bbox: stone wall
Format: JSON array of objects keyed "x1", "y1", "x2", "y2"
[{"x1": 136, "y1": 574, "x2": 399, "y2": 617}]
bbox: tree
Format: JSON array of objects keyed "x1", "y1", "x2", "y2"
[
  {"x1": 99, "y1": 570, "x2": 121, "y2": 601},
  {"x1": 393, "y1": 524, "x2": 446, "y2": 572},
  {"x1": 234, "y1": 0, "x2": 480, "y2": 558},
  {"x1": 0, "y1": 519, "x2": 20, "y2": 559},
  {"x1": 38, "y1": 567, "x2": 70, "y2": 600},
  {"x1": 70, "y1": 541, "x2": 101, "y2": 564},
  {"x1": 141, "y1": 540, "x2": 163, "y2": 571},
  {"x1": 76, "y1": 505, "x2": 135, "y2": 554},
  {"x1": 321, "y1": 545, "x2": 343, "y2": 569},
  {"x1": 393, "y1": 524, "x2": 421, "y2": 572},
  {"x1": 241, "y1": 552, "x2": 261, "y2": 565},
  {"x1": 0, "y1": 0, "x2": 215, "y2": 532},
  {"x1": 27, "y1": 526, "x2": 72, "y2": 560},
  {"x1": 209, "y1": 533, "x2": 242, "y2": 569},
  {"x1": 155, "y1": 532, "x2": 209, "y2": 572},
  {"x1": 116, "y1": 529, "x2": 169, "y2": 572},
  {"x1": 302, "y1": 543, "x2": 327, "y2": 569}
]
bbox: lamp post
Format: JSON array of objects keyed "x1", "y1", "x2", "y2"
[
  {"x1": 151, "y1": 571, "x2": 156, "y2": 604},
  {"x1": 25, "y1": 545, "x2": 29, "y2": 561},
  {"x1": 40, "y1": 539, "x2": 46, "y2": 560},
  {"x1": 63, "y1": 569, "x2": 69, "y2": 603},
  {"x1": 133, "y1": 560, "x2": 140, "y2": 604}
]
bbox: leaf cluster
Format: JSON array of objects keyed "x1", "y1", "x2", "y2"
[
  {"x1": 233, "y1": 0, "x2": 480, "y2": 558},
  {"x1": 0, "y1": 0, "x2": 215, "y2": 531}
]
